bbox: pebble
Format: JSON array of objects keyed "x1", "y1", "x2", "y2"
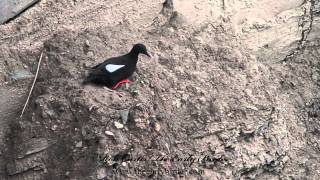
[
  {"x1": 85, "y1": 40, "x2": 90, "y2": 47},
  {"x1": 104, "y1": 130, "x2": 115, "y2": 136},
  {"x1": 155, "y1": 122, "x2": 161, "y2": 132},
  {"x1": 97, "y1": 167, "x2": 107, "y2": 179},
  {"x1": 114, "y1": 121, "x2": 124, "y2": 129},
  {"x1": 132, "y1": 90, "x2": 139, "y2": 96},
  {"x1": 199, "y1": 97, "x2": 206, "y2": 103},
  {"x1": 51, "y1": 125, "x2": 58, "y2": 131},
  {"x1": 76, "y1": 141, "x2": 83, "y2": 148},
  {"x1": 9, "y1": 69, "x2": 33, "y2": 81},
  {"x1": 122, "y1": 162, "x2": 127, "y2": 167},
  {"x1": 120, "y1": 110, "x2": 129, "y2": 124},
  {"x1": 87, "y1": 51, "x2": 94, "y2": 57}
]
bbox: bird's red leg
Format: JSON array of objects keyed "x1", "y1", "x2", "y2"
[{"x1": 112, "y1": 79, "x2": 130, "y2": 90}]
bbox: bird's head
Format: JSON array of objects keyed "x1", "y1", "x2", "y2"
[{"x1": 130, "y1": 43, "x2": 151, "y2": 58}]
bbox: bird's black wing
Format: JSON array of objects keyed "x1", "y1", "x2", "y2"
[
  {"x1": 83, "y1": 64, "x2": 113, "y2": 86},
  {"x1": 91, "y1": 56, "x2": 124, "y2": 69},
  {"x1": 83, "y1": 55, "x2": 133, "y2": 87},
  {"x1": 91, "y1": 62, "x2": 103, "y2": 69}
]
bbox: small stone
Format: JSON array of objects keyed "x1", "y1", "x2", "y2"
[
  {"x1": 120, "y1": 110, "x2": 129, "y2": 124},
  {"x1": 89, "y1": 105, "x2": 95, "y2": 111},
  {"x1": 87, "y1": 51, "x2": 94, "y2": 57},
  {"x1": 155, "y1": 122, "x2": 161, "y2": 132},
  {"x1": 174, "y1": 100, "x2": 181, "y2": 108},
  {"x1": 75, "y1": 141, "x2": 83, "y2": 148},
  {"x1": 199, "y1": 97, "x2": 206, "y2": 103},
  {"x1": 97, "y1": 167, "x2": 107, "y2": 179},
  {"x1": 85, "y1": 40, "x2": 90, "y2": 47},
  {"x1": 122, "y1": 162, "x2": 127, "y2": 167},
  {"x1": 114, "y1": 121, "x2": 124, "y2": 129},
  {"x1": 51, "y1": 125, "x2": 58, "y2": 131},
  {"x1": 104, "y1": 130, "x2": 115, "y2": 136},
  {"x1": 9, "y1": 69, "x2": 34, "y2": 81},
  {"x1": 132, "y1": 90, "x2": 139, "y2": 96}
]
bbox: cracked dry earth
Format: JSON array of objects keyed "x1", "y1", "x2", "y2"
[{"x1": 0, "y1": 0, "x2": 320, "y2": 179}]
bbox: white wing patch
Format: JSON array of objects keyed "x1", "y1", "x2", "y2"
[{"x1": 105, "y1": 64, "x2": 125, "y2": 73}]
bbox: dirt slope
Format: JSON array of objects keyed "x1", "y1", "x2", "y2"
[{"x1": 0, "y1": 0, "x2": 319, "y2": 179}]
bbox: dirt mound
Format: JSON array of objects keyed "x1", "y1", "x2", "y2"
[
  {"x1": 1, "y1": 0, "x2": 320, "y2": 179},
  {"x1": 0, "y1": 19, "x2": 307, "y2": 180}
]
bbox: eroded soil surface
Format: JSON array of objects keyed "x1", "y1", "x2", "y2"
[{"x1": 0, "y1": 0, "x2": 320, "y2": 179}]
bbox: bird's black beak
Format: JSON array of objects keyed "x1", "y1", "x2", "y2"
[{"x1": 144, "y1": 52, "x2": 151, "y2": 58}]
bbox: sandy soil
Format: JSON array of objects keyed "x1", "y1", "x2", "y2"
[{"x1": 0, "y1": 0, "x2": 319, "y2": 179}]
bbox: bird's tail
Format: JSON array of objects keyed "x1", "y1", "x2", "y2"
[
  {"x1": 82, "y1": 76, "x2": 92, "y2": 85},
  {"x1": 82, "y1": 80, "x2": 89, "y2": 85}
]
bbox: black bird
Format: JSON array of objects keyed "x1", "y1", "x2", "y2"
[{"x1": 83, "y1": 43, "x2": 151, "y2": 89}]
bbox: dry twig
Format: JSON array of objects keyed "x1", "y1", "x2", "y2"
[{"x1": 20, "y1": 51, "x2": 44, "y2": 118}]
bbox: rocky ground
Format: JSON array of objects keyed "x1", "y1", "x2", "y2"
[{"x1": 0, "y1": 0, "x2": 319, "y2": 179}]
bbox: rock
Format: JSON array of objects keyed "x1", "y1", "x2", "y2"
[
  {"x1": 75, "y1": 141, "x2": 83, "y2": 148},
  {"x1": 114, "y1": 121, "x2": 124, "y2": 129},
  {"x1": 199, "y1": 97, "x2": 206, "y2": 103},
  {"x1": 132, "y1": 89, "x2": 140, "y2": 96},
  {"x1": 120, "y1": 110, "x2": 129, "y2": 124},
  {"x1": 104, "y1": 130, "x2": 115, "y2": 136},
  {"x1": 97, "y1": 167, "x2": 107, "y2": 179},
  {"x1": 155, "y1": 122, "x2": 161, "y2": 132},
  {"x1": 51, "y1": 125, "x2": 58, "y2": 131},
  {"x1": 121, "y1": 162, "x2": 127, "y2": 167},
  {"x1": 85, "y1": 40, "x2": 90, "y2": 47},
  {"x1": 87, "y1": 51, "x2": 94, "y2": 57},
  {"x1": 17, "y1": 138, "x2": 49, "y2": 159},
  {"x1": 9, "y1": 69, "x2": 34, "y2": 81},
  {"x1": 6, "y1": 152, "x2": 45, "y2": 176}
]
